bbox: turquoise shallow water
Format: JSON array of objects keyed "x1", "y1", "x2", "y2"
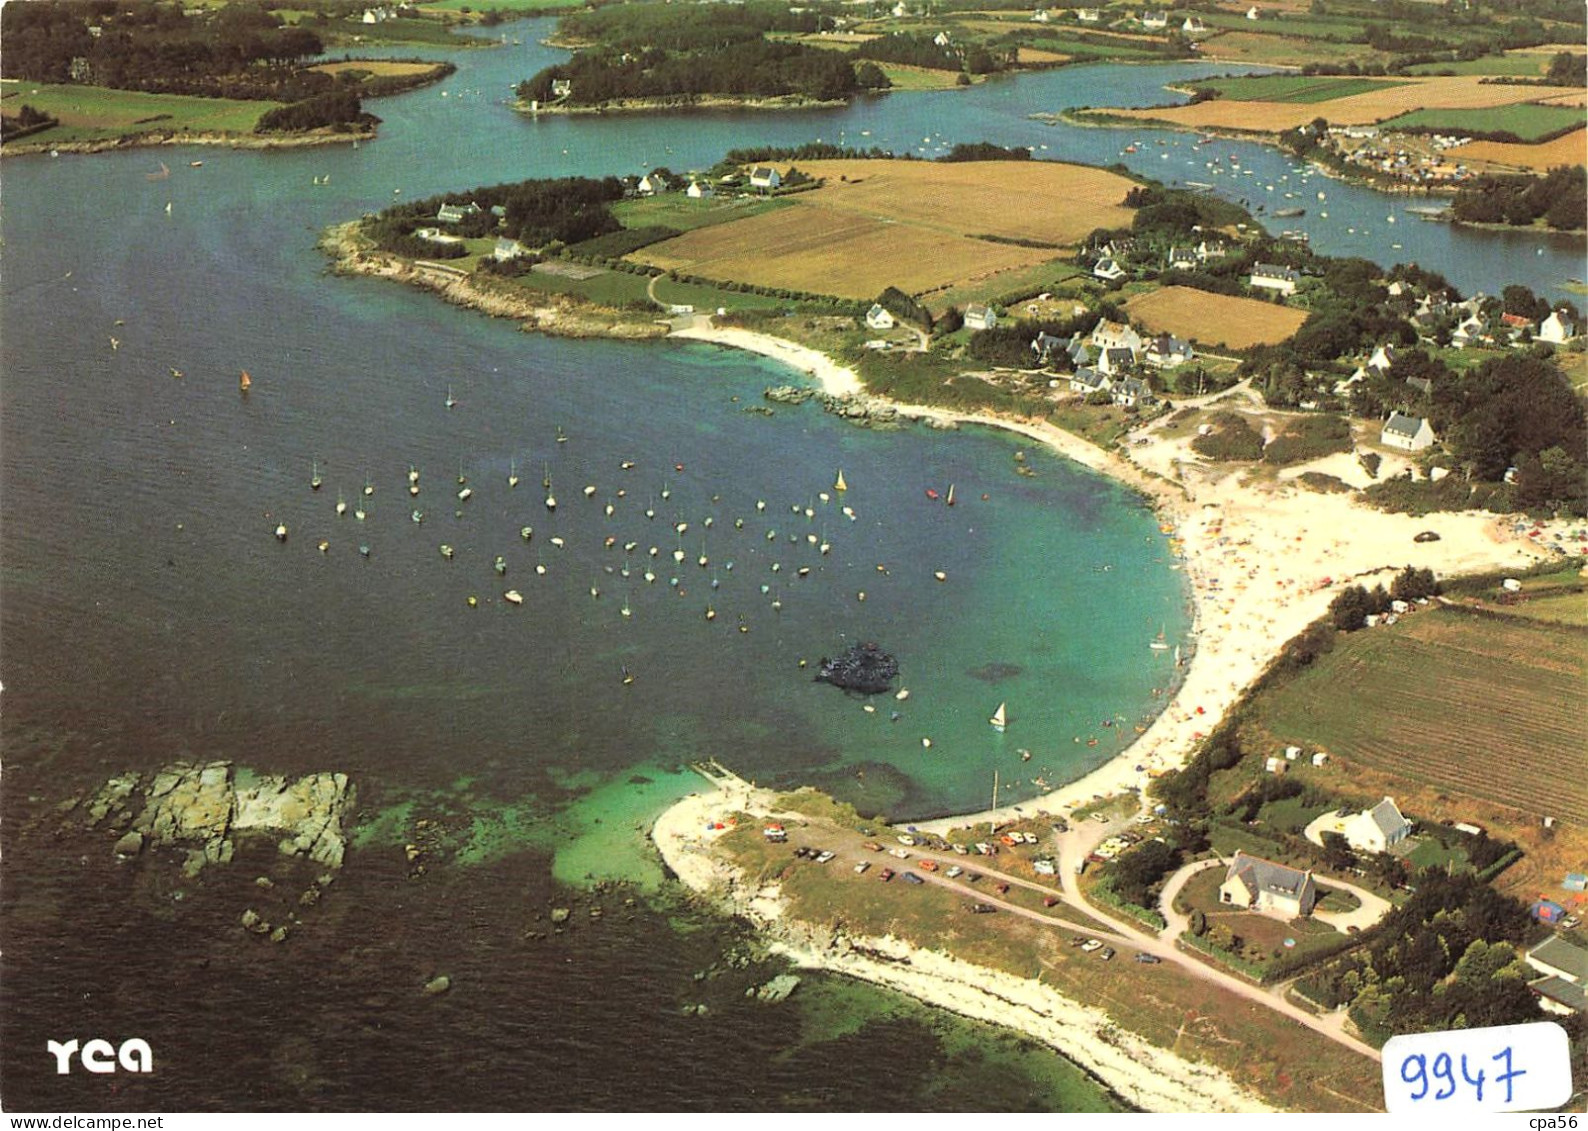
[{"x1": 1, "y1": 15, "x2": 1573, "y2": 1111}]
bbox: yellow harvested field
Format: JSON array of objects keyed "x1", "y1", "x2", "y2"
[
  {"x1": 1017, "y1": 46, "x2": 1072, "y2": 64},
  {"x1": 307, "y1": 60, "x2": 439, "y2": 77},
  {"x1": 790, "y1": 159, "x2": 1136, "y2": 245},
  {"x1": 637, "y1": 207, "x2": 1054, "y2": 299},
  {"x1": 1460, "y1": 128, "x2": 1587, "y2": 173},
  {"x1": 1113, "y1": 74, "x2": 1585, "y2": 131},
  {"x1": 636, "y1": 160, "x2": 1136, "y2": 299},
  {"x1": 1123, "y1": 286, "x2": 1307, "y2": 350}
]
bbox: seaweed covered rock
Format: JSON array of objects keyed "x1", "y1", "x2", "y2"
[{"x1": 815, "y1": 641, "x2": 898, "y2": 695}]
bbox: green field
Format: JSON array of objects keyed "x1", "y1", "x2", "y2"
[
  {"x1": 612, "y1": 195, "x2": 789, "y2": 235},
  {"x1": 1404, "y1": 54, "x2": 1556, "y2": 77},
  {"x1": 1201, "y1": 12, "x2": 1368, "y2": 40},
  {"x1": 1026, "y1": 35, "x2": 1158, "y2": 60},
  {"x1": 0, "y1": 82, "x2": 274, "y2": 144},
  {"x1": 1250, "y1": 608, "x2": 1588, "y2": 825},
  {"x1": 1193, "y1": 74, "x2": 1407, "y2": 103},
  {"x1": 1379, "y1": 103, "x2": 1582, "y2": 141}
]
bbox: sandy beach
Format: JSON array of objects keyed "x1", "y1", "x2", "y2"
[{"x1": 659, "y1": 322, "x2": 1560, "y2": 831}]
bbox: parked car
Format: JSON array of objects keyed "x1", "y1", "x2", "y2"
[
  {"x1": 854, "y1": 861, "x2": 870, "y2": 875},
  {"x1": 1080, "y1": 939, "x2": 1103, "y2": 952},
  {"x1": 918, "y1": 859, "x2": 940, "y2": 872},
  {"x1": 814, "y1": 851, "x2": 835, "y2": 864},
  {"x1": 1134, "y1": 953, "x2": 1161, "y2": 964},
  {"x1": 861, "y1": 841, "x2": 883, "y2": 853},
  {"x1": 944, "y1": 865, "x2": 963, "y2": 879},
  {"x1": 1099, "y1": 947, "x2": 1116, "y2": 961},
  {"x1": 902, "y1": 872, "x2": 925, "y2": 885},
  {"x1": 968, "y1": 903, "x2": 996, "y2": 914},
  {"x1": 878, "y1": 867, "x2": 895, "y2": 882},
  {"x1": 888, "y1": 847, "x2": 910, "y2": 860}
]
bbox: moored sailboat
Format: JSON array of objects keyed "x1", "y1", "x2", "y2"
[{"x1": 990, "y1": 702, "x2": 1007, "y2": 732}]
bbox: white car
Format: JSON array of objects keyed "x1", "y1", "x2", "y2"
[
  {"x1": 944, "y1": 865, "x2": 963, "y2": 879},
  {"x1": 888, "y1": 847, "x2": 910, "y2": 860},
  {"x1": 896, "y1": 834, "x2": 917, "y2": 846},
  {"x1": 1080, "y1": 939, "x2": 1103, "y2": 953},
  {"x1": 854, "y1": 861, "x2": 870, "y2": 874},
  {"x1": 815, "y1": 851, "x2": 835, "y2": 864}
]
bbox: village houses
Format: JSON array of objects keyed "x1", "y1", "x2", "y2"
[
  {"x1": 963, "y1": 303, "x2": 997, "y2": 331},
  {"x1": 1539, "y1": 309, "x2": 1578, "y2": 344},
  {"x1": 749, "y1": 166, "x2": 783, "y2": 191},
  {"x1": 1525, "y1": 935, "x2": 1588, "y2": 1016}
]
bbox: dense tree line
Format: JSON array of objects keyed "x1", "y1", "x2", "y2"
[
  {"x1": 1294, "y1": 872, "x2": 1541, "y2": 1045},
  {"x1": 371, "y1": 176, "x2": 626, "y2": 252},
  {"x1": 256, "y1": 89, "x2": 374, "y2": 134},
  {"x1": 963, "y1": 305, "x2": 1108, "y2": 368},
  {"x1": 851, "y1": 32, "x2": 963, "y2": 71},
  {"x1": 721, "y1": 142, "x2": 899, "y2": 165},
  {"x1": 2, "y1": 0, "x2": 329, "y2": 100},
  {"x1": 1451, "y1": 166, "x2": 1586, "y2": 231},
  {"x1": 554, "y1": 0, "x2": 824, "y2": 55},
  {"x1": 519, "y1": 38, "x2": 871, "y2": 105},
  {"x1": 939, "y1": 142, "x2": 1030, "y2": 162}
]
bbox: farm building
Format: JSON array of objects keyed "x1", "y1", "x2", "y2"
[
  {"x1": 749, "y1": 166, "x2": 783, "y2": 190},
  {"x1": 1220, "y1": 851, "x2": 1318, "y2": 918},
  {"x1": 964, "y1": 303, "x2": 997, "y2": 331},
  {"x1": 1250, "y1": 263, "x2": 1300, "y2": 297},
  {"x1": 686, "y1": 180, "x2": 714, "y2": 199},
  {"x1": 865, "y1": 304, "x2": 896, "y2": 330},
  {"x1": 1381, "y1": 412, "x2": 1436, "y2": 452}
]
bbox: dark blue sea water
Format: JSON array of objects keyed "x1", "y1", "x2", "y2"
[{"x1": 1, "y1": 17, "x2": 1576, "y2": 1112}]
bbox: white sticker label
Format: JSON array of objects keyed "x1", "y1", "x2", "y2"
[{"x1": 1382, "y1": 1021, "x2": 1573, "y2": 1113}]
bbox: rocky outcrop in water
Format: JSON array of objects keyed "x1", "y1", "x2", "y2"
[
  {"x1": 815, "y1": 642, "x2": 899, "y2": 695},
  {"x1": 764, "y1": 384, "x2": 958, "y2": 431},
  {"x1": 82, "y1": 762, "x2": 355, "y2": 877}
]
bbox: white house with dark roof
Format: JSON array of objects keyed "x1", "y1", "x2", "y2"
[
  {"x1": 638, "y1": 173, "x2": 672, "y2": 196},
  {"x1": 1182, "y1": 14, "x2": 1207, "y2": 33},
  {"x1": 1093, "y1": 257, "x2": 1127, "y2": 282},
  {"x1": 1141, "y1": 11, "x2": 1169, "y2": 29},
  {"x1": 1076, "y1": 7, "x2": 1101, "y2": 21},
  {"x1": 1090, "y1": 320, "x2": 1144, "y2": 355},
  {"x1": 1343, "y1": 797, "x2": 1413, "y2": 854},
  {"x1": 492, "y1": 237, "x2": 527, "y2": 262},
  {"x1": 436, "y1": 201, "x2": 481, "y2": 224},
  {"x1": 1031, "y1": 331, "x2": 1068, "y2": 365},
  {"x1": 1167, "y1": 246, "x2": 1198, "y2": 271},
  {"x1": 686, "y1": 180, "x2": 714, "y2": 199},
  {"x1": 1250, "y1": 263, "x2": 1300, "y2": 296},
  {"x1": 964, "y1": 303, "x2": 997, "y2": 331},
  {"x1": 1540, "y1": 309, "x2": 1578, "y2": 344},
  {"x1": 1526, "y1": 936, "x2": 1588, "y2": 1015},
  {"x1": 1381, "y1": 412, "x2": 1435, "y2": 452},
  {"x1": 1110, "y1": 376, "x2": 1151, "y2": 407},
  {"x1": 1219, "y1": 851, "x2": 1318, "y2": 917},
  {"x1": 865, "y1": 303, "x2": 896, "y2": 330},
  {"x1": 1098, "y1": 346, "x2": 1135, "y2": 376},
  {"x1": 1070, "y1": 368, "x2": 1112, "y2": 396},
  {"x1": 749, "y1": 166, "x2": 782, "y2": 190},
  {"x1": 1144, "y1": 334, "x2": 1194, "y2": 369}
]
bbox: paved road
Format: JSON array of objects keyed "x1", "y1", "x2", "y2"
[{"x1": 772, "y1": 812, "x2": 1382, "y2": 1064}]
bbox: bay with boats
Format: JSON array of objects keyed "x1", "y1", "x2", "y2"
[{"x1": 1, "y1": 16, "x2": 1580, "y2": 1111}]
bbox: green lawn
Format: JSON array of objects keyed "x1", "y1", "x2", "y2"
[
  {"x1": 612, "y1": 194, "x2": 788, "y2": 235},
  {"x1": 1192, "y1": 74, "x2": 1407, "y2": 103},
  {"x1": 1404, "y1": 54, "x2": 1554, "y2": 77},
  {"x1": 1403, "y1": 836, "x2": 1473, "y2": 874},
  {"x1": 1025, "y1": 35, "x2": 1158, "y2": 60},
  {"x1": 1257, "y1": 796, "x2": 1334, "y2": 836},
  {"x1": 0, "y1": 81, "x2": 273, "y2": 144},
  {"x1": 1200, "y1": 12, "x2": 1367, "y2": 40},
  {"x1": 1379, "y1": 103, "x2": 1582, "y2": 141}
]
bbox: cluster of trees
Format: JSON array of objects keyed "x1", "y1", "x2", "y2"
[
  {"x1": 721, "y1": 142, "x2": 897, "y2": 166},
  {"x1": 369, "y1": 176, "x2": 627, "y2": 254},
  {"x1": 1328, "y1": 566, "x2": 1439, "y2": 630},
  {"x1": 554, "y1": 0, "x2": 824, "y2": 54},
  {"x1": 1346, "y1": 351, "x2": 1586, "y2": 511},
  {"x1": 519, "y1": 38, "x2": 875, "y2": 105},
  {"x1": 875, "y1": 285, "x2": 933, "y2": 330},
  {"x1": 963, "y1": 304, "x2": 1108, "y2": 368},
  {"x1": 1294, "y1": 873, "x2": 1542, "y2": 1045},
  {"x1": 0, "y1": 103, "x2": 59, "y2": 140},
  {"x1": 256, "y1": 89, "x2": 374, "y2": 134},
  {"x1": 1452, "y1": 166, "x2": 1586, "y2": 231},
  {"x1": 2, "y1": 1, "x2": 328, "y2": 100},
  {"x1": 851, "y1": 32, "x2": 1011, "y2": 76},
  {"x1": 939, "y1": 142, "x2": 1031, "y2": 163}
]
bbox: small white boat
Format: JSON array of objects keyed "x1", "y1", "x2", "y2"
[
  {"x1": 509, "y1": 460, "x2": 519, "y2": 488},
  {"x1": 504, "y1": 590, "x2": 523, "y2": 605},
  {"x1": 835, "y1": 470, "x2": 848, "y2": 492},
  {"x1": 274, "y1": 523, "x2": 288, "y2": 541},
  {"x1": 445, "y1": 386, "x2": 456, "y2": 409},
  {"x1": 990, "y1": 702, "x2": 1007, "y2": 732},
  {"x1": 335, "y1": 492, "x2": 347, "y2": 517}
]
